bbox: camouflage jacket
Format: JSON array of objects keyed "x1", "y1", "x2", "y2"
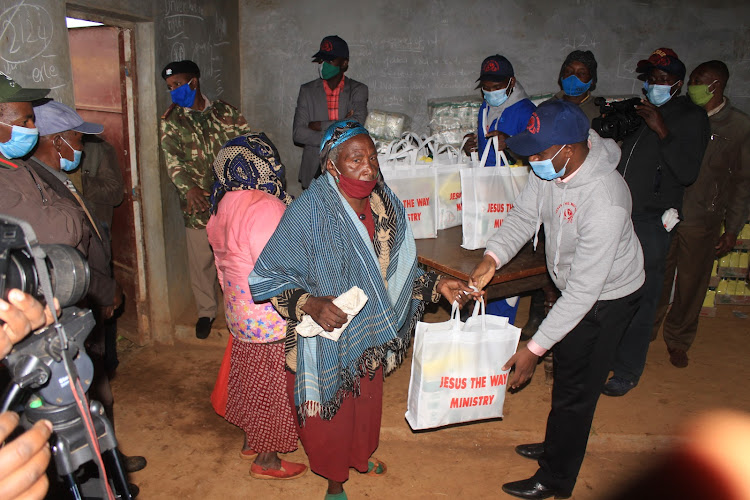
[{"x1": 160, "y1": 99, "x2": 251, "y2": 228}]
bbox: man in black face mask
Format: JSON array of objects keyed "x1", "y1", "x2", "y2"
[{"x1": 292, "y1": 35, "x2": 369, "y2": 189}]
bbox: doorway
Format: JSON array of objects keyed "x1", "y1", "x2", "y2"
[{"x1": 67, "y1": 20, "x2": 149, "y2": 344}]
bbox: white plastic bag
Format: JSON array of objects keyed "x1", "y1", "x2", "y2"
[
  {"x1": 405, "y1": 300, "x2": 521, "y2": 430},
  {"x1": 381, "y1": 163, "x2": 439, "y2": 239},
  {"x1": 434, "y1": 137, "x2": 472, "y2": 230},
  {"x1": 461, "y1": 137, "x2": 530, "y2": 249}
]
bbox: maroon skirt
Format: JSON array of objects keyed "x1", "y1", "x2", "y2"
[
  {"x1": 286, "y1": 367, "x2": 383, "y2": 482},
  {"x1": 224, "y1": 340, "x2": 298, "y2": 453}
]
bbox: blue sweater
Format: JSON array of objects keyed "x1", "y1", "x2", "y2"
[{"x1": 477, "y1": 98, "x2": 536, "y2": 166}]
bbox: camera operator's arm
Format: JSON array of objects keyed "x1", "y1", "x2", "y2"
[
  {"x1": 0, "y1": 290, "x2": 57, "y2": 358},
  {"x1": 636, "y1": 99, "x2": 710, "y2": 186},
  {"x1": 0, "y1": 412, "x2": 51, "y2": 500},
  {"x1": 0, "y1": 289, "x2": 55, "y2": 500},
  {"x1": 635, "y1": 99, "x2": 670, "y2": 140}
]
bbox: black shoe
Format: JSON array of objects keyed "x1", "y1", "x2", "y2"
[
  {"x1": 127, "y1": 483, "x2": 140, "y2": 498},
  {"x1": 502, "y1": 477, "x2": 570, "y2": 499},
  {"x1": 515, "y1": 442, "x2": 544, "y2": 460},
  {"x1": 601, "y1": 376, "x2": 636, "y2": 397},
  {"x1": 118, "y1": 451, "x2": 147, "y2": 473},
  {"x1": 668, "y1": 348, "x2": 689, "y2": 368},
  {"x1": 195, "y1": 317, "x2": 214, "y2": 339}
]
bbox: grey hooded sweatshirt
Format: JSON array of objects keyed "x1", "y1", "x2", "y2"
[{"x1": 485, "y1": 130, "x2": 644, "y2": 350}]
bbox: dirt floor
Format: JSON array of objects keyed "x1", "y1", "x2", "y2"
[{"x1": 108, "y1": 297, "x2": 750, "y2": 499}]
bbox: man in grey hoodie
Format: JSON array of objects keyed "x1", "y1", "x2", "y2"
[{"x1": 470, "y1": 100, "x2": 644, "y2": 499}]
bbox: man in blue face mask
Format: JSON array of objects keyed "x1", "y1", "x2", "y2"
[
  {"x1": 32, "y1": 100, "x2": 103, "y2": 173},
  {"x1": 0, "y1": 72, "x2": 48, "y2": 162},
  {"x1": 160, "y1": 59, "x2": 252, "y2": 339},
  {"x1": 470, "y1": 100, "x2": 645, "y2": 499},
  {"x1": 463, "y1": 55, "x2": 536, "y2": 167},
  {"x1": 546, "y1": 50, "x2": 600, "y2": 124},
  {"x1": 293, "y1": 35, "x2": 369, "y2": 189},
  {"x1": 603, "y1": 48, "x2": 711, "y2": 397},
  {"x1": 523, "y1": 50, "x2": 601, "y2": 344}
]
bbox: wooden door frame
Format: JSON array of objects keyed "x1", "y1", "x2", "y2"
[{"x1": 67, "y1": 7, "x2": 174, "y2": 344}]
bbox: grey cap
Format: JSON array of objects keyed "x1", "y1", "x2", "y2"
[{"x1": 33, "y1": 100, "x2": 104, "y2": 136}]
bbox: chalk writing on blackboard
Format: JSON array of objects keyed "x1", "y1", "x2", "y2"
[
  {"x1": 0, "y1": 1, "x2": 54, "y2": 65},
  {"x1": 161, "y1": 0, "x2": 226, "y2": 97}
]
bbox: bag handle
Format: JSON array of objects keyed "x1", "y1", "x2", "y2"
[
  {"x1": 458, "y1": 135, "x2": 470, "y2": 161},
  {"x1": 435, "y1": 144, "x2": 460, "y2": 164},
  {"x1": 469, "y1": 297, "x2": 487, "y2": 331},
  {"x1": 385, "y1": 138, "x2": 419, "y2": 165},
  {"x1": 415, "y1": 134, "x2": 441, "y2": 161},
  {"x1": 478, "y1": 136, "x2": 510, "y2": 170},
  {"x1": 450, "y1": 301, "x2": 462, "y2": 332},
  {"x1": 401, "y1": 132, "x2": 423, "y2": 149}
]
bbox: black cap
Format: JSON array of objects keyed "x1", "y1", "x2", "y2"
[
  {"x1": 312, "y1": 35, "x2": 349, "y2": 61},
  {"x1": 476, "y1": 55, "x2": 514, "y2": 83},
  {"x1": 161, "y1": 60, "x2": 201, "y2": 80}
]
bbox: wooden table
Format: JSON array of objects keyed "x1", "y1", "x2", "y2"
[{"x1": 416, "y1": 226, "x2": 551, "y2": 300}]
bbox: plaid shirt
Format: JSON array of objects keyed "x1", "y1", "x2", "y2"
[{"x1": 324, "y1": 77, "x2": 346, "y2": 120}]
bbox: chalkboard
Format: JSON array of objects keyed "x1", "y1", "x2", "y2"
[
  {"x1": 0, "y1": 0, "x2": 74, "y2": 105},
  {"x1": 240, "y1": 0, "x2": 750, "y2": 194},
  {"x1": 155, "y1": 0, "x2": 241, "y2": 113}
]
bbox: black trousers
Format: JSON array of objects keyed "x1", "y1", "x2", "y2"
[
  {"x1": 612, "y1": 214, "x2": 673, "y2": 383},
  {"x1": 533, "y1": 289, "x2": 642, "y2": 494}
]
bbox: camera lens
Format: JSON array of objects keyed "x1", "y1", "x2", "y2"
[
  {"x1": 42, "y1": 245, "x2": 90, "y2": 307},
  {"x1": 4, "y1": 245, "x2": 89, "y2": 307}
]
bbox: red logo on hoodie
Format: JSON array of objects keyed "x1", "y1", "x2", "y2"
[{"x1": 556, "y1": 202, "x2": 577, "y2": 223}]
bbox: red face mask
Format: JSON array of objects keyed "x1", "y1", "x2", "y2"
[{"x1": 333, "y1": 163, "x2": 377, "y2": 199}]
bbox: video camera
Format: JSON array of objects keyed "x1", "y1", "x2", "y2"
[
  {"x1": 591, "y1": 97, "x2": 644, "y2": 143},
  {"x1": 1, "y1": 215, "x2": 133, "y2": 499}
]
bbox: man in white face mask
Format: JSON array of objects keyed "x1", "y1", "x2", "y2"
[{"x1": 604, "y1": 48, "x2": 711, "y2": 397}]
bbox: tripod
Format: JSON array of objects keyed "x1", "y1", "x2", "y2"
[
  {"x1": 4, "y1": 307, "x2": 133, "y2": 499},
  {"x1": 23, "y1": 397, "x2": 132, "y2": 499},
  {"x1": 1, "y1": 217, "x2": 133, "y2": 498}
]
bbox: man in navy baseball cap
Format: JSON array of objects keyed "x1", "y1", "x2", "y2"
[
  {"x1": 472, "y1": 98, "x2": 645, "y2": 499},
  {"x1": 507, "y1": 99, "x2": 590, "y2": 171},
  {"x1": 476, "y1": 54, "x2": 514, "y2": 82},
  {"x1": 463, "y1": 54, "x2": 536, "y2": 167},
  {"x1": 312, "y1": 35, "x2": 349, "y2": 61},
  {"x1": 293, "y1": 35, "x2": 368, "y2": 188}
]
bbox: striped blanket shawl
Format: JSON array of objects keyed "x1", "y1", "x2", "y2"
[{"x1": 249, "y1": 173, "x2": 422, "y2": 420}]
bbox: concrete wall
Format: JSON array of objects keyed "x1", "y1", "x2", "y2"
[
  {"x1": 239, "y1": 0, "x2": 750, "y2": 197},
  {"x1": 0, "y1": 0, "x2": 240, "y2": 342}
]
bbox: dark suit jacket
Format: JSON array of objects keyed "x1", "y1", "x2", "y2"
[{"x1": 292, "y1": 77, "x2": 368, "y2": 188}]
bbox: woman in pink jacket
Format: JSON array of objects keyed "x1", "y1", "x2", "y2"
[{"x1": 206, "y1": 133, "x2": 306, "y2": 480}]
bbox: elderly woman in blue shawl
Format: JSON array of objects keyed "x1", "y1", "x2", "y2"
[{"x1": 249, "y1": 120, "x2": 477, "y2": 499}]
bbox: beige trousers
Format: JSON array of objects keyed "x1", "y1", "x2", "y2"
[{"x1": 185, "y1": 227, "x2": 218, "y2": 318}]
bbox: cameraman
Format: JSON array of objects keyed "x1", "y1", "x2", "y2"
[
  {"x1": 0, "y1": 289, "x2": 57, "y2": 500},
  {"x1": 604, "y1": 48, "x2": 710, "y2": 397}
]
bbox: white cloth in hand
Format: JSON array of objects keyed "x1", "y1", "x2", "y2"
[
  {"x1": 296, "y1": 286, "x2": 369, "y2": 342},
  {"x1": 661, "y1": 208, "x2": 680, "y2": 232}
]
